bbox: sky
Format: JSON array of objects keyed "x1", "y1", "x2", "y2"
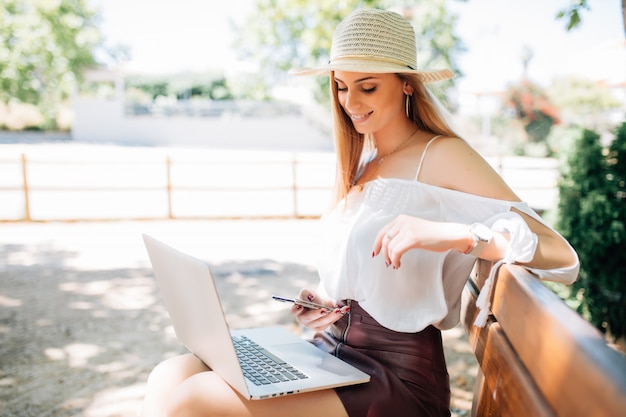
[
  {"x1": 92, "y1": 0, "x2": 625, "y2": 112},
  {"x1": 92, "y1": 0, "x2": 253, "y2": 74}
]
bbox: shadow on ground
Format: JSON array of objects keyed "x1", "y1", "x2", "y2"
[{"x1": 0, "y1": 243, "x2": 476, "y2": 417}]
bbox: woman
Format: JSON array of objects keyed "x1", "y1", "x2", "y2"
[{"x1": 142, "y1": 9, "x2": 579, "y2": 417}]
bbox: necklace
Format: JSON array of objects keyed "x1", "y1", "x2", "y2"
[{"x1": 352, "y1": 128, "x2": 419, "y2": 192}]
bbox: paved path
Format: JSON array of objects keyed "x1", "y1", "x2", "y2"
[{"x1": 0, "y1": 219, "x2": 476, "y2": 417}]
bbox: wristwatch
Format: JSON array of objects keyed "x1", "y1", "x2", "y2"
[{"x1": 464, "y1": 223, "x2": 493, "y2": 257}]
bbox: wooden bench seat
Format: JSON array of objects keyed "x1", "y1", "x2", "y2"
[{"x1": 461, "y1": 260, "x2": 626, "y2": 417}]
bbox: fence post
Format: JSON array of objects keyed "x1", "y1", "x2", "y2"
[
  {"x1": 291, "y1": 153, "x2": 299, "y2": 218},
  {"x1": 21, "y1": 153, "x2": 31, "y2": 222},
  {"x1": 166, "y1": 156, "x2": 173, "y2": 219}
]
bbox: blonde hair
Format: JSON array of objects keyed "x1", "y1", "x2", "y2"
[{"x1": 329, "y1": 72, "x2": 460, "y2": 203}]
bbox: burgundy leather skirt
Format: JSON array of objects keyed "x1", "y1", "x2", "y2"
[{"x1": 311, "y1": 300, "x2": 450, "y2": 417}]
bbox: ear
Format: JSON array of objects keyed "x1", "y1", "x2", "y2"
[{"x1": 403, "y1": 82, "x2": 414, "y2": 96}]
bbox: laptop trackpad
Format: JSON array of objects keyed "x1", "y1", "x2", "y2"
[{"x1": 270, "y1": 343, "x2": 357, "y2": 376}]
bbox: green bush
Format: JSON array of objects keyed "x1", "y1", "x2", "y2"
[{"x1": 556, "y1": 122, "x2": 626, "y2": 343}]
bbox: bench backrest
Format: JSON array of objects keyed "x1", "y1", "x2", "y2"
[{"x1": 461, "y1": 260, "x2": 626, "y2": 417}]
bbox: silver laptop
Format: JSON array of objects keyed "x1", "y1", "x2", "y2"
[{"x1": 142, "y1": 234, "x2": 369, "y2": 400}]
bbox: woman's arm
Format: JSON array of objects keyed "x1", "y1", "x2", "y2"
[{"x1": 373, "y1": 137, "x2": 578, "y2": 271}]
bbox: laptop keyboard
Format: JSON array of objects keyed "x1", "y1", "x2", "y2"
[{"x1": 232, "y1": 335, "x2": 309, "y2": 386}]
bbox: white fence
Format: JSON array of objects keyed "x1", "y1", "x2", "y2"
[
  {"x1": 0, "y1": 144, "x2": 560, "y2": 222},
  {"x1": 0, "y1": 145, "x2": 335, "y2": 221}
]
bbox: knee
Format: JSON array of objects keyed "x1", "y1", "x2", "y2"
[
  {"x1": 146, "y1": 354, "x2": 205, "y2": 389},
  {"x1": 165, "y1": 382, "x2": 200, "y2": 417},
  {"x1": 146, "y1": 356, "x2": 181, "y2": 388},
  {"x1": 166, "y1": 373, "x2": 237, "y2": 417}
]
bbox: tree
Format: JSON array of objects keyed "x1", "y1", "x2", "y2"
[
  {"x1": 556, "y1": 0, "x2": 626, "y2": 35},
  {"x1": 125, "y1": 73, "x2": 235, "y2": 101},
  {"x1": 556, "y1": 123, "x2": 626, "y2": 345},
  {"x1": 0, "y1": 0, "x2": 103, "y2": 129},
  {"x1": 234, "y1": 0, "x2": 464, "y2": 105},
  {"x1": 557, "y1": 0, "x2": 592, "y2": 30},
  {"x1": 557, "y1": 0, "x2": 626, "y2": 36},
  {"x1": 504, "y1": 79, "x2": 560, "y2": 149},
  {"x1": 548, "y1": 76, "x2": 622, "y2": 130}
]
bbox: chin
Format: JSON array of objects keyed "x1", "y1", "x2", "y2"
[{"x1": 352, "y1": 124, "x2": 373, "y2": 135}]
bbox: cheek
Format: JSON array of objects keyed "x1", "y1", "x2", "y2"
[
  {"x1": 387, "y1": 94, "x2": 405, "y2": 115},
  {"x1": 337, "y1": 93, "x2": 347, "y2": 108}
]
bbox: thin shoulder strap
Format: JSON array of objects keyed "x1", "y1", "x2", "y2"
[{"x1": 414, "y1": 135, "x2": 443, "y2": 181}]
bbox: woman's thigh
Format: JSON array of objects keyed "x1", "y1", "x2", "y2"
[
  {"x1": 146, "y1": 353, "x2": 349, "y2": 417},
  {"x1": 170, "y1": 371, "x2": 348, "y2": 417},
  {"x1": 143, "y1": 354, "x2": 211, "y2": 417}
]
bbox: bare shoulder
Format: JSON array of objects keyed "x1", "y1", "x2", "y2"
[{"x1": 419, "y1": 136, "x2": 520, "y2": 201}]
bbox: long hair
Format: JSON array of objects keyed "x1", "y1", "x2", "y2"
[{"x1": 329, "y1": 71, "x2": 460, "y2": 204}]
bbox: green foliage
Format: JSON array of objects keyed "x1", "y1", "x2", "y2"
[
  {"x1": 548, "y1": 76, "x2": 622, "y2": 130},
  {"x1": 545, "y1": 125, "x2": 585, "y2": 161},
  {"x1": 556, "y1": 123, "x2": 626, "y2": 342},
  {"x1": 0, "y1": 0, "x2": 102, "y2": 129},
  {"x1": 125, "y1": 73, "x2": 235, "y2": 102},
  {"x1": 556, "y1": 0, "x2": 625, "y2": 37},
  {"x1": 234, "y1": 0, "x2": 464, "y2": 105},
  {"x1": 556, "y1": 0, "x2": 590, "y2": 30}
]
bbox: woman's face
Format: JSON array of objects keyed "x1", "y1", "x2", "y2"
[{"x1": 334, "y1": 71, "x2": 408, "y2": 135}]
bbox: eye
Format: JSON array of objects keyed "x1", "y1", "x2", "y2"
[
  {"x1": 362, "y1": 86, "x2": 376, "y2": 93},
  {"x1": 337, "y1": 86, "x2": 348, "y2": 92}
]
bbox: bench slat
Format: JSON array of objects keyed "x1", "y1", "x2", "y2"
[
  {"x1": 490, "y1": 265, "x2": 626, "y2": 417},
  {"x1": 479, "y1": 322, "x2": 555, "y2": 417},
  {"x1": 471, "y1": 370, "x2": 501, "y2": 417},
  {"x1": 463, "y1": 283, "x2": 555, "y2": 417}
]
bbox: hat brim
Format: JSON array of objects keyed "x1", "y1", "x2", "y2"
[{"x1": 289, "y1": 63, "x2": 454, "y2": 84}]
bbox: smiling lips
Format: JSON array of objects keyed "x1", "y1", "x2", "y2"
[{"x1": 350, "y1": 111, "x2": 373, "y2": 123}]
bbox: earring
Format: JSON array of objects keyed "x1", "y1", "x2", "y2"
[{"x1": 405, "y1": 94, "x2": 412, "y2": 118}]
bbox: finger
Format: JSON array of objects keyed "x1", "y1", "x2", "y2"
[
  {"x1": 387, "y1": 235, "x2": 408, "y2": 269},
  {"x1": 294, "y1": 306, "x2": 317, "y2": 326},
  {"x1": 299, "y1": 308, "x2": 330, "y2": 329},
  {"x1": 298, "y1": 288, "x2": 315, "y2": 301},
  {"x1": 374, "y1": 226, "x2": 396, "y2": 260},
  {"x1": 308, "y1": 308, "x2": 347, "y2": 332},
  {"x1": 382, "y1": 230, "x2": 398, "y2": 267},
  {"x1": 291, "y1": 303, "x2": 304, "y2": 316},
  {"x1": 372, "y1": 229, "x2": 385, "y2": 256},
  {"x1": 373, "y1": 220, "x2": 396, "y2": 256}
]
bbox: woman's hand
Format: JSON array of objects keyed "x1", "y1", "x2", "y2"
[
  {"x1": 373, "y1": 214, "x2": 470, "y2": 269},
  {"x1": 291, "y1": 289, "x2": 349, "y2": 332}
]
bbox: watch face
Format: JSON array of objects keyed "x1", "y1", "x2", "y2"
[{"x1": 470, "y1": 223, "x2": 493, "y2": 243}]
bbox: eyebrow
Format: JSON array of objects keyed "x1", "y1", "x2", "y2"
[{"x1": 334, "y1": 76, "x2": 379, "y2": 84}]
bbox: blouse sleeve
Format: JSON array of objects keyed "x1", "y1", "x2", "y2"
[
  {"x1": 506, "y1": 203, "x2": 580, "y2": 283},
  {"x1": 473, "y1": 205, "x2": 580, "y2": 327}
]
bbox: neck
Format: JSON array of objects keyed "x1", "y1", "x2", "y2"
[{"x1": 372, "y1": 122, "x2": 419, "y2": 156}]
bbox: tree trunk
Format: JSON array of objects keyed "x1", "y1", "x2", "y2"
[{"x1": 622, "y1": 0, "x2": 626, "y2": 37}]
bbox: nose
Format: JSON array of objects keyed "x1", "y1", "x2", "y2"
[{"x1": 343, "y1": 90, "x2": 360, "y2": 112}]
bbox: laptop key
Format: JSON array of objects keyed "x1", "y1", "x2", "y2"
[
  {"x1": 232, "y1": 335, "x2": 309, "y2": 385},
  {"x1": 256, "y1": 347, "x2": 287, "y2": 365}
]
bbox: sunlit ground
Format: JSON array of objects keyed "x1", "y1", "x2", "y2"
[{"x1": 0, "y1": 219, "x2": 477, "y2": 416}]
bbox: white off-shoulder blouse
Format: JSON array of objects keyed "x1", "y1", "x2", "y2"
[{"x1": 316, "y1": 160, "x2": 579, "y2": 333}]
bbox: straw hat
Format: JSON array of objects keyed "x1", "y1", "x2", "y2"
[{"x1": 289, "y1": 9, "x2": 454, "y2": 84}]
